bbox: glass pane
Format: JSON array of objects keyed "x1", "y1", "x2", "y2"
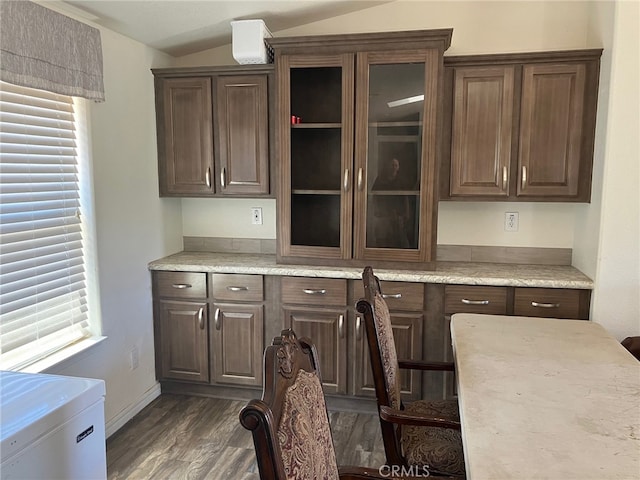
[{"x1": 366, "y1": 63, "x2": 424, "y2": 249}]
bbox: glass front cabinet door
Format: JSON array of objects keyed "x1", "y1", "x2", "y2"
[
  {"x1": 277, "y1": 53, "x2": 355, "y2": 261},
  {"x1": 272, "y1": 31, "x2": 452, "y2": 267}
]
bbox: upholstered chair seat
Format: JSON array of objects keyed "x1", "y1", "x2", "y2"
[{"x1": 402, "y1": 400, "x2": 465, "y2": 475}]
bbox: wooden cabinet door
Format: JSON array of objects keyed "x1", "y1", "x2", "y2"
[
  {"x1": 284, "y1": 306, "x2": 348, "y2": 395},
  {"x1": 158, "y1": 300, "x2": 209, "y2": 382},
  {"x1": 353, "y1": 312, "x2": 423, "y2": 400},
  {"x1": 353, "y1": 49, "x2": 441, "y2": 264},
  {"x1": 212, "y1": 303, "x2": 263, "y2": 386},
  {"x1": 217, "y1": 75, "x2": 269, "y2": 195},
  {"x1": 450, "y1": 66, "x2": 515, "y2": 197},
  {"x1": 518, "y1": 63, "x2": 586, "y2": 197},
  {"x1": 277, "y1": 53, "x2": 355, "y2": 262},
  {"x1": 442, "y1": 49, "x2": 600, "y2": 202},
  {"x1": 158, "y1": 77, "x2": 214, "y2": 196}
]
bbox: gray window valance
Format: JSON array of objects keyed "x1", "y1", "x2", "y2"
[{"x1": 0, "y1": 1, "x2": 105, "y2": 101}]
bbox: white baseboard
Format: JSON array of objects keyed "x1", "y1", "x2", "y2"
[{"x1": 106, "y1": 382, "x2": 161, "y2": 438}]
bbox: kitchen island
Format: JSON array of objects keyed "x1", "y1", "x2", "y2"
[{"x1": 451, "y1": 313, "x2": 640, "y2": 480}]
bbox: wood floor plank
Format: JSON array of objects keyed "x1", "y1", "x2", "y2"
[{"x1": 107, "y1": 393, "x2": 385, "y2": 479}]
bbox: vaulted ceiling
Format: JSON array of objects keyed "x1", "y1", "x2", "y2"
[{"x1": 64, "y1": 1, "x2": 393, "y2": 56}]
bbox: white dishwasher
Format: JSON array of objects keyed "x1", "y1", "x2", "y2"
[{"x1": 0, "y1": 370, "x2": 107, "y2": 480}]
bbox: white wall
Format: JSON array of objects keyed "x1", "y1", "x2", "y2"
[
  {"x1": 42, "y1": 4, "x2": 184, "y2": 435},
  {"x1": 177, "y1": 0, "x2": 593, "y2": 248},
  {"x1": 576, "y1": 1, "x2": 640, "y2": 339}
]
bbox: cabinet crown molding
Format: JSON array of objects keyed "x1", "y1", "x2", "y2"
[
  {"x1": 444, "y1": 48, "x2": 603, "y2": 66},
  {"x1": 268, "y1": 28, "x2": 453, "y2": 54}
]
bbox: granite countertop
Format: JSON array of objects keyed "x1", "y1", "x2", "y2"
[{"x1": 148, "y1": 252, "x2": 594, "y2": 289}]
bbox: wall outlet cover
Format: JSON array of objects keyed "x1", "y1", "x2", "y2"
[
  {"x1": 505, "y1": 212, "x2": 519, "y2": 232},
  {"x1": 251, "y1": 207, "x2": 263, "y2": 225}
]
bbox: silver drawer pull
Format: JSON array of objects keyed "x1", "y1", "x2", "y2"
[
  {"x1": 355, "y1": 315, "x2": 362, "y2": 341},
  {"x1": 198, "y1": 307, "x2": 205, "y2": 330},
  {"x1": 214, "y1": 308, "x2": 221, "y2": 330},
  {"x1": 461, "y1": 298, "x2": 490, "y2": 305},
  {"x1": 338, "y1": 314, "x2": 344, "y2": 338},
  {"x1": 172, "y1": 283, "x2": 192, "y2": 289},
  {"x1": 227, "y1": 286, "x2": 249, "y2": 292},
  {"x1": 531, "y1": 301, "x2": 560, "y2": 308},
  {"x1": 382, "y1": 293, "x2": 402, "y2": 299},
  {"x1": 303, "y1": 289, "x2": 326, "y2": 295}
]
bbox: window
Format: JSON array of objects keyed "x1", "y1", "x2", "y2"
[{"x1": 0, "y1": 81, "x2": 96, "y2": 371}]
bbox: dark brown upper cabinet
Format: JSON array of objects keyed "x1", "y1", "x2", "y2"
[
  {"x1": 269, "y1": 30, "x2": 453, "y2": 268},
  {"x1": 156, "y1": 77, "x2": 214, "y2": 196},
  {"x1": 153, "y1": 65, "x2": 273, "y2": 197},
  {"x1": 441, "y1": 49, "x2": 602, "y2": 202}
]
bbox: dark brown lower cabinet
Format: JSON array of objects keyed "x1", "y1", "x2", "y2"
[
  {"x1": 353, "y1": 311, "x2": 423, "y2": 400},
  {"x1": 158, "y1": 300, "x2": 209, "y2": 383},
  {"x1": 284, "y1": 306, "x2": 348, "y2": 395},
  {"x1": 280, "y1": 275, "x2": 349, "y2": 395},
  {"x1": 153, "y1": 271, "x2": 265, "y2": 391},
  {"x1": 352, "y1": 279, "x2": 425, "y2": 400},
  {"x1": 513, "y1": 287, "x2": 590, "y2": 319},
  {"x1": 212, "y1": 303, "x2": 263, "y2": 386},
  {"x1": 152, "y1": 269, "x2": 591, "y2": 405}
]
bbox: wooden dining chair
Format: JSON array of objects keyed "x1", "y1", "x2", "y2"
[
  {"x1": 621, "y1": 336, "x2": 640, "y2": 360},
  {"x1": 356, "y1": 266, "x2": 466, "y2": 477},
  {"x1": 240, "y1": 329, "x2": 391, "y2": 480}
]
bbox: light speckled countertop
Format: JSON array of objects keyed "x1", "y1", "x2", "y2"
[
  {"x1": 148, "y1": 252, "x2": 593, "y2": 289},
  {"x1": 451, "y1": 314, "x2": 639, "y2": 478}
]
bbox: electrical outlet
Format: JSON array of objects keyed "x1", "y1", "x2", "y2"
[
  {"x1": 130, "y1": 346, "x2": 139, "y2": 370},
  {"x1": 251, "y1": 207, "x2": 263, "y2": 225},
  {"x1": 504, "y1": 212, "x2": 519, "y2": 232}
]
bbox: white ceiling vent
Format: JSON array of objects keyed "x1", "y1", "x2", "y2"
[{"x1": 231, "y1": 20, "x2": 273, "y2": 64}]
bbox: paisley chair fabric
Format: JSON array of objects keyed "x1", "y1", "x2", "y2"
[
  {"x1": 359, "y1": 266, "x2": 466, "y2": 477},
  {"x1": 277, "y1": 369, "x2": 340, "y2": 480},
  {"x1": 240, "y1": 329, "x2": 408, "y2": 480}
]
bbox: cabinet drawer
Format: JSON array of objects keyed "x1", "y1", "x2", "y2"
[
  {"x1": 514, "y1": 288, "x2": 582, "y2": 319},
  {"x1": 445, "y1": 285, "x2": 508, "y2": 314},
  {"x1": 154, "y1": 271, "x2": 207, "y2": 299},
  {"x1": 281, "y1": 277, "x2": 347, "y2": 306},
  {"x1": 353, "y1": 281, "x2": 424, "y2": 311},
  {"x1": 211, "y1": 274, "x2": 263, "y2": 302}
]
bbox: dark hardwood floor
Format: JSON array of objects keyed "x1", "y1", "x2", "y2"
[{"x1": 107, "y1": 393, "x2": 386, "y2": 479}]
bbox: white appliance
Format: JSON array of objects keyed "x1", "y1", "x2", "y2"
[
  {"x1": 1, "y1": 370, "x2": 107, "y2": 480},
  {"x1": 231, "y1": 19, "x2": 272, "y2": 64}
]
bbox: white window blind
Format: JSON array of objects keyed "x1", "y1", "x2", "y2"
[{"x1": 0, "y1": 81, "x2": 91, "y2": 371}]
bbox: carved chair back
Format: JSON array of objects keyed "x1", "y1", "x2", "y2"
[
  {"x1": 240, "y1": 329, "x2": 340, "y2": 480},
  {"x1": 356, "y1": 266, "x2": 405, "y2": 465}
]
